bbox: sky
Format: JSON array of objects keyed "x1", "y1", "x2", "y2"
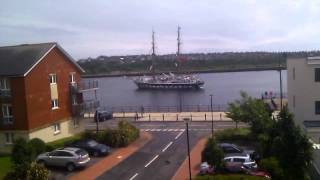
[{"x1": 1, "y1": 0, "x2": 320, "y2": 59}]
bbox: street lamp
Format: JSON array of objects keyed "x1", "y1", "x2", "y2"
[
  {"x1": 279, "y1": 54, "x2": 284, "y2": 111},
  {"x1": 183, "y1": 118, "x2": 191, "y2": 180},
  {"x1": 210, "y1": 94, "x2": 214, "y2": 138}
]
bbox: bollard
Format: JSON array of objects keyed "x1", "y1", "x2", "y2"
[
  {"x1": 149, "y1": 114, "x2": 151, "y2": 122},
  {"x1": 220, "y1": 113, "x2": 222, "y2": 121},
  {"x1": 123, "y1": 111, "x2": 125, "y2": 118},
  {"x1": 176, "y1": 114, "x2": 179, "y2": 121},
  {"x1": 205, "y1": 113, "x2": 207, "y2": 121},
  {"x1": 190, "y1": 114, "x2": 192, "y2": 121},
  {"x1": 162, "y1": 114, "x2": 165, "y2": 121}
]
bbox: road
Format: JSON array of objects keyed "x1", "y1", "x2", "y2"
[{"x1": 96, "y1": 120, "x2": 246, "y2": 180}]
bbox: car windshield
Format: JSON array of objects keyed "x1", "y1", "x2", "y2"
[
  {"x1": 75, "y1": 149, "x2": 87, "y2": 156},
  {"x1": 87, "y1": 140, "x2": 98, "y2": 147}
]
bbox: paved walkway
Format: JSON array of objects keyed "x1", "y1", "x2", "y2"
[
  {"x1": 69, "y1": 131, "x2": 152, "y2": 180},
  {"x1": 171, "y1": 136, "x2": 208, "y2": 180},
  {"x1": 113, "y1": 112, "x2": 231, "y2": 122}
]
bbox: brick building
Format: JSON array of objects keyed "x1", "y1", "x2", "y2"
[{"x1": 0, "y1": 42, "x2": 97, "y2": 152}]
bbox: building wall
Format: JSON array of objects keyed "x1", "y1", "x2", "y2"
[
  {"x1": 24, "y1": 47, "x2": 81, "y2": 131},
  {"x1": 287, "y1": 57, "x2": 320, "y2": 141},
  {"x1": 0, "y1": 77, "x2": 28, "y2": 131}
]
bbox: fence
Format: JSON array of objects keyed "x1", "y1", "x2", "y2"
[{"x1": 98, "y1": 104, "x2": 228, "y2": 113}]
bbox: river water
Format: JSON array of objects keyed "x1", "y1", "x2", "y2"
[{"x1": 84, "y1": 70, "x2": 287, "y2": 109}]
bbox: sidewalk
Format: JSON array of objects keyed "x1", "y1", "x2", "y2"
[
  {"x1": 69, "y1": 131, "x2": 152, "y2": 180},
  {"x1": 172, "y1": 136, "x2": 208, "y2": 180},
  {"x1": 113, "y1": 112, "x2": 232, "y2": 122}
]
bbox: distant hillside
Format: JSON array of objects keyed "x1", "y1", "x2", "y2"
[{"x1": 78, "y1": 51, "x2": 320, "y2": 76}]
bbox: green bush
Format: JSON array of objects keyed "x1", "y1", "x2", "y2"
[
  {"x1": 215, "y1": 128, "x2": 252, "y2": 142},
  {"x1": 26, "y1": 162, "x2": 50, "y2": 180},
  {"x1": 28, "y1": 138, "x2": 46, "y2": 160},
  {"x1": 46, "y1": 134, "x2": 82, "y2": 149},
  {"x1": 259, "y1": 157, "x2": 284, "y2": 180},
  {"x1": 201, "y1": 138, "x2": 224, "y2": 169},
  {"x1": 11, "y1": 138, "x2": 31, "y2": 165}
]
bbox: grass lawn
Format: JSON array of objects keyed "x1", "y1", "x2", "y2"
[{"x1": 0, "y1": 155, "x2": 12, "y2": 179}]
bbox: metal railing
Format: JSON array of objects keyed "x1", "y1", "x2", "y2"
[
  {"x1": 70, "y1": 80, "x2": 99, "y2": 93},
  {"x1": 72, "y1": 100, "x2": 100, "y2": 116},
  {"x1": 99, "y1": 104, "x2": 228, "y2": 113},
  {"x1": 0, "y1": 117, "x2": 14, "y2": 125},
  {"x1": 0, "y1": 89, "x2": 11, "y2": 98}
]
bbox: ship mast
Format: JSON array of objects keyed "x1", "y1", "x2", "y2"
[
  {"x1": 176, "y1": 26, "x2": 181, "y2": 71},
  {"x1": 151, "y1": 30, "x2": 156, "y2": 79}
]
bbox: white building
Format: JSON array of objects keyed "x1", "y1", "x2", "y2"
[{"x1": 287, "y1": 55, "x2": 320, "y2": 142}]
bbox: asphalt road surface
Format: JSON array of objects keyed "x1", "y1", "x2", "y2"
[{"x1": 96, "y1": 120, "x2": 245, "y2": 180}]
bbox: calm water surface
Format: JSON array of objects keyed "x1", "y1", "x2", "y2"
[{"x1": 84, "y1": 70, "x2": 287, "y2": 107}]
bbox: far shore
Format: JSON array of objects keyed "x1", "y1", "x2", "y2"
[{"x1": 81, "y1": 66, "x2": 287, "y2": 78}]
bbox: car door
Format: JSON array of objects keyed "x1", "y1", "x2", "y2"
[
  {"x1": 47, "y1": 151, "x2": 61, "y2": 166},
  {"x1": 56, "y1": 151, "x2": 75, "y2": 167}
]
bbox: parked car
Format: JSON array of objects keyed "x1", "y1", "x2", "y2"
[
  {"x1": 65, "y1": 139, "x2": 111, "y2": 157},
  {"x1": 94, "y1": 110, "x2": 113, "y2": 122},
  {"x1": 199, "y1": 162, "x2": 214, "y2": 175},
  {"x1": 36, "y1": 147, "x2": 90, "y2": 171},
  {"x1": 223, "y1": 154, "x2": 258, "y2": 172},
  {"x1": 218, "y1": 143, "x2": 260, "y2": 161},
  {"x1": 241, "y1": 164, "x2": 271, "y2": 179}
]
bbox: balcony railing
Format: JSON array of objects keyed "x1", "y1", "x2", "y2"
[
  {"x1": 72, "y1": 100, "x2": 100, "y2": 116},
  {"x1": 70, "y1": 80, "x2": 99, "y2": 94},
  {"x1": 0, "y1": 89, "x2": 11, "y2": 98},
  {"x1": 1, "y1": 117, "x2": 14, "y2": 125}
]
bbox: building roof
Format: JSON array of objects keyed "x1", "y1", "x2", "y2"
[
  {"x1": 303, "y1": 120, "x2": 320, "y2": 128},
  {"x1": 0, "y1": 42, "x2": 84, "y2": 77}
]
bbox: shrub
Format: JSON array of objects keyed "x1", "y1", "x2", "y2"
[
  {"x1": 11, "y1": 138, "x2": 31, "y2": 165},
  {"x1": 28, "y1": 138, "x2": 46, "y2": 160},
  {"x1": 26, "y1": 162, "x2": 50, "y2": 180},
  {"x1": 259, "y1": 157, "x2": 284, "y2": 180},
  {"x1": 215, "y1": 128, "x2": 252, "y2": 142},
  {"x1": 201, "y1": 138, "x2": 224, "y2": 169}
]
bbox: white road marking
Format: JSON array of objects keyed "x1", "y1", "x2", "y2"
[
  {"x1": 175, "y1": 131, "x2": 184, "y2": 140},
  {"x1": 162, "y1": 129, "x2": 168, "y2": 131},
  {"x1": 162, "y1": 141, "x2": 173, "y2": 152},
  {"x1": 145, "y1": 129, "x2": 150, "y2": 131},
  {"x1": 168, "y1": 129, "x2": 173, "y2": 131},
  {"x1": 144, "y1": 155, "x2": 159, "y2": 168},
  {"x1": 150, "y1": 129, "x2": 156, "y2": 131},
  {"x1": 156, "y1": 129, "x2": 161, "y2": 131},
  {"x1": 129, "y1": 173, "x2": 139, "y2": 180}
]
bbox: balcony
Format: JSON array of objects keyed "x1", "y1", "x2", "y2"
[
  {"x1": 70, "y1": 80, "x2": 99, "y2": 94},
  {"x1": 0, "y1": 117, "x2": 14, "y2": 126},
  {"x1": 0, "y1": 89, "x2": 11, "y2": 99},
  {"x1": 72, "y1": 100, "x2": 100, "y2": 116}
]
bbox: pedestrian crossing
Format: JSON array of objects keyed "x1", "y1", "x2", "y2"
[{"x1": 141, "y1": 128, "x2": 212, "y2": 132}]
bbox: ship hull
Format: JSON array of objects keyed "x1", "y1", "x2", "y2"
[{"x1": 134, "y1": 81, "x2": 204, "y2": 90}]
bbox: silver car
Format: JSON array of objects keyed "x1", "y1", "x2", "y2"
[{"x1": 36, "y1": 147, "x2": 90, "y2": 171}]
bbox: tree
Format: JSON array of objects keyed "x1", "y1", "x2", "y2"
[
  {"x1": 226, "y1": 91, "x2": 273, "y2": 135},
  {"x1": 201, "y1": 138, "x2": 224, "y2": 169},
  {"x1": 269, "y1": 107, "x2": 313, "y2": 180},
  {"x1": 27, "y1": 162, "x2": 50, "y2": 180}
]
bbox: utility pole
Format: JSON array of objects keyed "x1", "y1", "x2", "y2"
[
  {"x1": 184, "y1": 118, "x2": 191, "y2": 180},
  {"x1": 151, "y1": 30, "x2": 156, "y2": 80},
  {"x1": 210, "y1": 94, "x2": 214, "y2": 138}
]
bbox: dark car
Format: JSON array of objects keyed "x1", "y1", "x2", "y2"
[
  {"x1": 94, "y1": 110, "x2": 113, "y2": 122},
  {"x1": 66, "y1": 139, "x2": 111, "y2": 157},
  {"x1": 218, "y1": 143, "x2": 260, "y2": 161}
]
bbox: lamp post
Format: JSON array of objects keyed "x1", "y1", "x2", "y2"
[
  {"x1": 210, "y1": 94, "x2": 214, "y2": 138},
  {"x1": 184, "y1": 118, "x2": 191, "y2": 180}
]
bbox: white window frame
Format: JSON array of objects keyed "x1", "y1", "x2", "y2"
[
  {"x1": 0, "y1": 78, "x2": 10, "y2": 90},
  {"x1": 70, "y1": 72, "x2": 76, "y2": 83},
  {"x1": 53, "y1": 123, "x2": 61, "y2": 134},
  {"x1": 51, "y1": 99, "x2": 59, "y2": 110},
  {"x1": 5, "y1": 133, "x2": 14, "y2": 144},
  {"x1": 2, "y1": 104, "x2": 13, "y2": 124},
  {"x1": 49, "y1": 74, "x2": 57, "y2": 84}
]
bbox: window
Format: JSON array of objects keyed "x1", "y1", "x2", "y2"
[
  {"x1": 0, "y1": 78, "x2": 10, "y2": 90},
  {"x1": 49, "y1": 74, "x2": 57, "y2": 84},
  {"x1": 53, "y1": 123, "x2": 60, "y2": 134},
  {"x1": 70, "y1": 73, "x2": 76, "y2": 83},
  {"x1": 2, "y1": 104, "x2": 13, "y2": 124},
  {"x1": 233, "y1": 158, "x2": 245, "y2": 163},
  {"x1": 51, "y1": 99, "x2": 59, "y2": 109},
  {"x1": 5, "y1": 133, "x2": 14, "y2": 144},
  {"x1": 58, "y1": 151, "x2": 73, "y2": 157},
  {"x1": 315, "y1": 68, "x2": 320, "y2": 82},
  {"x1": 316, "y1": 101, "x2": 320, "y2": 115},
  {"x1": 293, "y1": 67, "x2": 295, "y2": 80}
]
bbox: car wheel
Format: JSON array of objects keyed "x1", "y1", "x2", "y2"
[
  {"x1": 93, "y1": 151, "x2": 99, "y2": 157},
  {"x1": 37, "y1": 160, "x2": 46, "y2": 167},
  {"x1": 66, "y1": 163, "x2": 75, "y2": 172}
]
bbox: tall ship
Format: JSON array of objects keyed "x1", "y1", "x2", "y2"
[{"x1": 134, "y1": 27, "x2": 205, "y2": 90}]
